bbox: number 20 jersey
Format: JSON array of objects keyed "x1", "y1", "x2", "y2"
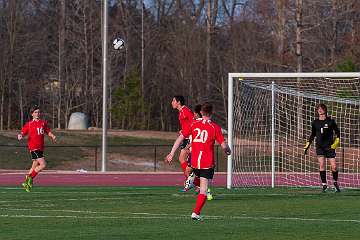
[
  {"x1": 21, "y1": 119, "x2": 51, "y2": 151},
  {"x1": 182, "y1": 118, "x2": 225, "y2": 169}
]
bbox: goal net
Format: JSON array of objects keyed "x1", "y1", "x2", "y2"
[{"x1": 227, "y1": 73, "x2": 360, "y2": 189}]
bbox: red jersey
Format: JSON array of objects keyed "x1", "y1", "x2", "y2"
[
  {"x1": 178, "y1": 106, "x2": 194, "y2": 135},
  {"x1": 182, "y1": 118, "x2": 225, "y2": 169},
  {"x1": 21, "y1": 119, "x2": 51, "y2": 151}
]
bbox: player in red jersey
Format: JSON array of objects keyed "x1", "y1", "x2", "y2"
[
  {"x1": 182, "y1": 104, "x2": 202, "y2": 192},
  {"x1": 166, "y1": 103, "x2": 231, "y2": 220},
  {"x1": 17, "y1": 106, "x2": 56, "y2": 192},
  {"x1": 171, "y1": 96, "x2": 194, "y2": 178}
]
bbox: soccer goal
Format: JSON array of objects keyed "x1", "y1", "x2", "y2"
[{"x1": 227, "y1": 72, "x2": 360, "y2": 189}]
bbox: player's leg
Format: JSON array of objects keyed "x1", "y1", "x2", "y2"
[
  {"x1": 29, "y1": 158, "x2": 46, "y2": 178},
  {"x1": 182, "y1": 155, "x2": 195, "y2": 191},
  {"x1": 22, "y1": 153, "x2": 39, "y2": 192},
  {"x1": 185, "y1": 166, "x2": 192, "y2": 178},
  {"x1": 329, "y1": 158, "x2": 340, "y2": 192},
  {"x1": 28, "y1": 160, "x2": 38, "y2": 175},
  {"x1": 34, "y1": 157, "x2": 46, "y2": 172},
  {"x1": 27, "y1": 160, "x2": 39, "y2": 188},
  {"x1": 22, "y1": 170, "x2": 33, "y2": 192},
  {"x1": 27, "y1": 151, "x2": 46, "y2": 190},
  {"x1": 182, "y1": 168, "x2": 195, "y2": 192},
  {"x1": 318, "y1": 155, "x2": 327, "y2": 192},
  {"x1": 192, "y1": 176, "x2": 208, "y2": 220},
  {"x1": 179, "y1": 139, "x2": 190, "y2": 176},
  {"x1": 179, "y1": 149, "x2": 189, "y2": 176},
  {"x1": 192, "y1": 168, "x2": 214, "y2": 220}
]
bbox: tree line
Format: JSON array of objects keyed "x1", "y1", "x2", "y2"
[{"x1": 0, "y1": 0, "x2": 359, "y2": 131}]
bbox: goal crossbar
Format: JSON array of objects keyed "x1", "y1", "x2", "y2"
[{"x1": 229, "y1": 72, "x2": 360, "y2": 79}]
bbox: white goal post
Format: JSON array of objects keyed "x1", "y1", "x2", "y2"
[{"x1": 227, "y1": 72, "x2": 360, "y2": 189}]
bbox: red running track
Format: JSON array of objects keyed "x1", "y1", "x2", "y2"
[
  {"x1": 0, "y1": 170, "x2": 227, "y2": 187},
  {"x1": 3, "y1": 171, "x2": 359, "y2": 188}
]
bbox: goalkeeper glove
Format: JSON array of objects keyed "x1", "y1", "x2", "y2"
[
  {"x1": 331, "y1": 137, "x2": 340, "y2": 149},
  {"x1": 304, "y1": 141, "x2": 311, "y2": 155}
]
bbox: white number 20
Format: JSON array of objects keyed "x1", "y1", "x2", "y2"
[{"x1": 193, "y1": 128, "x2": 208, "y2": 143}]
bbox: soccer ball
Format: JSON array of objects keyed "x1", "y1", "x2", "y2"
[{"x1": 113, "y1": 37, "x2": 125, "y2": 50}]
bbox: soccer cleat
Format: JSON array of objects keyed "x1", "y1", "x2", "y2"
[
  {"x1": 191, "y1": 212, "x2": 202, "y2": 221},
  {"x1": 21, "y1": 176, "x2": 29, "y2": 192},
  {"x1": 322, "y1": 184, "x2": 328, "y2": 193},
  {"x1": 21, "y1": 181, "x2": 31, "y2": 193},
  {"x1": 334, "y1": 182, "x2": 341, "y2": 192},
  {"x1": 182, "y1": 172, "x2": 195, "y2": 192},
  {"x1": 207, "y1": 188, "x2": 213, "y2": 201},
  {"x1": 24, "y1": 184, "x2": 31, "y2": 192},
  {"x1": 26, "y1": 176, "x2": 33, "y2": 190},
  {"x1": 21, "y1": 182, "x2": 29, "y2": 192}
]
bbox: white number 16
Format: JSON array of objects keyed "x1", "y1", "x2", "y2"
[{"x1": 37, "y1": 127, "x2": 44, "y2": 135}]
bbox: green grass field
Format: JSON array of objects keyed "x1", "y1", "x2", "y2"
[{"x1": 1, "y1": 187, "x2": 360, "y2": 240}]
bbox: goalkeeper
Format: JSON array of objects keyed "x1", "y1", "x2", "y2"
[{"x1": 304, "y1": 104, "x2": 341, "y2": 192}]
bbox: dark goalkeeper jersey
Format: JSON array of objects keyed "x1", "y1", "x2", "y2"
[{"x1": 308, "y1": 117, "x2": 340, "y2": 148}]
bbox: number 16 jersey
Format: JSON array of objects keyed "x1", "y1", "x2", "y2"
[
  {"x1": 182, "y1": 118, "x2": 225, "y2": 169},
  {"x1": 21, "y1": 119, "x2": 51, "y2": 152}
]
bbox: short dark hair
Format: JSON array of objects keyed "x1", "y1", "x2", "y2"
[
  {"x1": 173, "y1": 96, "x2": 185, "y2": 106},
  {"x1": 316, "y1": 103, "x2": 327, "y2": 115},
  {"x1": 201, "y1": 102, "x2": 213, "y2": 116},
  {"x1": 30, "y1": 105, "x2": 40, "y2": 114},
  {"x1": 194, "y1": 104, "x2": 202, "y2": 117}
]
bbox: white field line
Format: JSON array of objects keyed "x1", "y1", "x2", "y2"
[
  {"x1": 0, "y1": 210, "x2": 359, "y2": 223},
  {"x1": 0, "y1": 187, "x2": 153, "y2": 191},
  {"x1": 0, "y1": 171, "x2": 221, "y2": 175},
  {"x1": 0, "y1": 189, "x2": 325, "y2": 197},
  {"x1": 0, "y1": 214, "x2": 185, "y2": 220},
  {"x1": 0, "y1": 191, "x2": 166, "y2": 195},
  {"x1": 0, "y1": 197, "x2": 143, "y2": 203},
  {"x1": 0, "y1": 192, "x2": 341, "y2": 203}
]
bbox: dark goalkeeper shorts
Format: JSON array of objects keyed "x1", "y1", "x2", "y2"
[
  {"x1": 179, "y1": 138, "x2": 190, "y2": 150},
  {"x1": 316, "y1": 147, "x2": 336, "y2": 158},
  {"x1": 193, "y1": 168, "x2": 214, "y2": 180},
  {"x1": 30, "y1": 150, "x2": 44, "y2": 160}
]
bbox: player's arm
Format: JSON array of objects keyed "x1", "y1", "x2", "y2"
[
  {"x1": 331, "y1": 120, "x2": 340, "y2": 149},
  {"x1": 304, "y1": 121, "x2": 316, "y2": 155},
  {"x1": 166, "y1": 123, "x2": 192, "y2": 163},
  {"x1": 48, "y1": 132, "x2": 57, "y2": 143},
  {"x1": 165, "y1": 134, "x2": 185, "y2": 163},
  {"x1": 44, "y1": 121, "x2": 56, "y2": 143},
  {"x1": 221, "y1": 142, "x2": 231, "y2": 155},
  {"x1": 17, "y1": 123, "x2": 29, "y2": 141},
  {"x1": 215, "y1": 125, "x2": 231, "y2": 155}
]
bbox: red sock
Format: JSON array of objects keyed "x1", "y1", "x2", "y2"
[
  {"x1": 180, "y1": 162, "x2": 187, "y2": 175},
  {"x1": 194, "y1": 177, "x2": 200, "y2": 187},
  {"x1": 194, "y1": 193, "x2": 207, "y2": 215},
  {"x1": 30, "y1": 170, "x2": 38, "y2": 179}
]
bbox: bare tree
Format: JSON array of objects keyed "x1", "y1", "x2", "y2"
[
  {"x1": 4, "y1": 0, "x2": 18, "y2": 129},
  {"x1": 205, "y1": 0, "x2": 219, "y2": 93},
  {"x1": 275, "y1": 0, "x2": 287, "y2": 65}
]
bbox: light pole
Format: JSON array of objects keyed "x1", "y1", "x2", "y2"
[{"x1": 101, "y1": 0, "x2": 108, "y2": 172}]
